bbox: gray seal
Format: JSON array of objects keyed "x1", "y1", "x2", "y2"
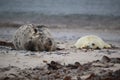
[{"x1": 12, "y1": 24, "x2": 56, "y2": 51}]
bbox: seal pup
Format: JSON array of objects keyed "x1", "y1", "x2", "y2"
[
  {"x1": 12, "y1": 24, "x2": 56, "y2": 51},
  {"x1": 74, "y1": 35, "x2": 111, "y2": 49}
]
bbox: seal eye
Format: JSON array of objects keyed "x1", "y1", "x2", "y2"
[{"x1": 92, "y1": 43, "x2": 95, "y2": 46}]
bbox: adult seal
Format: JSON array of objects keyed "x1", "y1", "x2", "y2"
[{"x1": 12, "y1": 24, "x2": 56, "y2": 51}]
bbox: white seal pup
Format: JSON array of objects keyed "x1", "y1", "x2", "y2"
[
  {"x1": 12, "y1": 24, "x2": 56, "y2": 51},
  {"x1": 74, "y1": 35, "x2": 111, "y2": 49}
]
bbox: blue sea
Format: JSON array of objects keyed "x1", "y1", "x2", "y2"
[{"x1": 0, "y1": 0, "x2": 120, "y2": 16}]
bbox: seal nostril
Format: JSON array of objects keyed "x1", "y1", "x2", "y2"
[
  {"x1": 34, "y1": 28, "x2": 37, "y2": 33},
  {"x1": 48, "y1": 38, "x2": 52, "y2": 46}
]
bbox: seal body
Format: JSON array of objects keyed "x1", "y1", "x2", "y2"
[
  {"x1": 74, "y1": 35, "x2": 111, "y2": 49},
  {"x1": 13, "y1": 24, "x2": 56, "y2": 51}
]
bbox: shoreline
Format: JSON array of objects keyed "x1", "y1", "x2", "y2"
[{"x1": 0, "y1": 14, "x2": 120, "y2": 30}]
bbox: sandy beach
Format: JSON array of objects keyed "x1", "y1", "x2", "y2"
[{"x1": 0, "y1": 15, "x2": 120, "y2": 79}]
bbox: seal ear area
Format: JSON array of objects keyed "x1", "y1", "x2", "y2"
[{"x1": 24, "y1": 40, "x2": 36, "y2": 51}]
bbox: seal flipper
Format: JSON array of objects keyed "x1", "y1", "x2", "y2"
[{"x1": 24, "y1": 41, "x2": 36, "y2": 51}]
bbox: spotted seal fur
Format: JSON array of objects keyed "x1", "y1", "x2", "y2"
[{"x1": 12, "y1": 24, "x2": 56, "y2": 51}]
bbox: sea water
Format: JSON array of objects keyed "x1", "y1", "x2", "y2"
[{"x1": 0, "y1": 0, "x2": 120, "y2": 16}]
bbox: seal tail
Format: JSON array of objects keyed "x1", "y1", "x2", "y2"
[{"x1": 0, "y1": 40, "x2": 15, "y2": 49}]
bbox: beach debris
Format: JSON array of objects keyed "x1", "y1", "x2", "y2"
[
  {"x1": 43, "y1": 60, "x2": 48, "y2": 63},
  {"x1": 74, "y1": 35, "x2": 111, "y2": 49},
  {"x1": 0, "y1": 60, "x2": 120, "y2": 80},
  {"x1": 86, "y1": 73, "x2": 95, "y2": 80},
  {"x1": 92, "y1": 62, "x2": 114, "y2": 68},
  {"x1": 101, "y1": 56, "x2": 120, "y2": 64},
  {"x1": 0, "y1": 22, "x2": 22, "y2": 27},
  {"x1": 110, "y1": 58, "x2": 120, "y2": 63},
  {"x1": 63, "y1": 76, "x2": 71, "y2": 80},
  {"x1": 0, "y1": 40, "x2": 15, "y2": 49},
  {"x1": 66, "y1": 62, "x2": 81, "y2": 69},
  {"x1": 101, "y1": 55, "x2": 111, "y2": 63},
  {"x1": 77, "y1": 76, "x2": 82, "y2": 80},
  {"x1": 46, "y1": 61, "x2": 63, "y2": 70},
  {"x1": 12, "y1": 24, "x2": 56, "y2": 51}
]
